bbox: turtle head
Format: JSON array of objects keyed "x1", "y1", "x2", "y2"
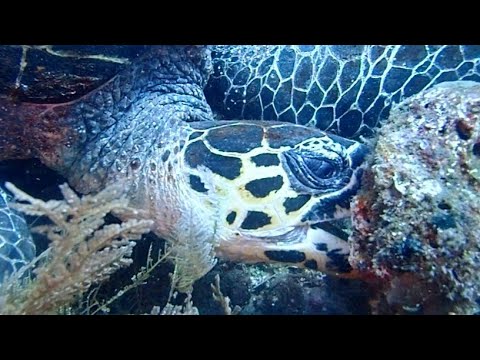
[{"x1": 279, "y1": 130, "x2": 369, "y2": 223}]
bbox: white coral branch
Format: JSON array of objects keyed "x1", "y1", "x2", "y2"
[
  {"x1": 211, "y1": 274, "x2": 241, "y2": 315},
  {"x1": 0, "y1": 182, "x2": 153, "y2": 315}
]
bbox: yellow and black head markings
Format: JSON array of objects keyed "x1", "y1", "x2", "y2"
[
  {"x1": 215, "y1": 224, "x2": 353, "y2": 276},
  {"x1": 205, "y1": 123, "x2": 264, "y2": 153},
  {"x1": 226, "y1": 211, "x2": 237, "y2": 224},
  {"x1": 184, "y1": 140, "x2": 242, "y2": 180},
  {"x1": 240, "y1": 211, "x2": 272, "y2": 230},
  {"x1": 243, "y1": 175, "x2": 284, "y2": 198},
  {"x1": 180, "y1": 120, "x2": 368, "y2": 274},
  {"x1": 250, "y1": 153, "x2": 280, "y2": 167},
  {"x1": 283, "y1": 194, "x2": 311, "y2": 214},
  {"x1": 189, "y1": 174, "x2": 208, "y2": 193}
]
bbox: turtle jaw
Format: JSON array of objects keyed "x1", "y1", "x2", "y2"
[{"x1": 347, "y1": 141, "x2": 370, "y2": 172}]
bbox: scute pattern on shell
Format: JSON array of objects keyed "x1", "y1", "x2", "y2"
[
  {"x1": 0, "y1": 187, "x2": 35, "y2": 280},
  {"x1": 206, "y1": 45, "x2": 480, "y2": 138}
]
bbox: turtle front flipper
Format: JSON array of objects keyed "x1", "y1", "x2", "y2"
[
  {"x1": 216, "y1": 223, "x2": 353, "y2": 276},
  {"x1": 1, "y1": 46, "x2": 215, "y2": 195}
]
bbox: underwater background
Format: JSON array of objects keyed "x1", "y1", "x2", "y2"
[{"x1": 0, "y1": 45, "x2": 479, "y2": 315}]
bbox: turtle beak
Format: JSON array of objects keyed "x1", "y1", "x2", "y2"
[
  {"x1": 347, "y1": 142, "x2": 370, "y2": 170},
  {"x1": 322, "y1": 132, "x2": 369, "y2": 170}
]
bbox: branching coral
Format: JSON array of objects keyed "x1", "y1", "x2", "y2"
[
  {"x1": 211, "y1": 274, "x2": 241, "y2": 315},
  {"x1": 152, "y1": 292, "x2": 199, "y2": 315},
  {"x1": 0, "y1": 182, "x2": 153, "y2": 315},
  {"x1": 80, "y1": 243, "x2": 169, "y2": 315}
]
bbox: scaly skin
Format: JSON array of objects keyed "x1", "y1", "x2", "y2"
[
  {"x1": 1, "y1": 46, "x2": 213, "y2": 192},
  {"x1": 0, "y1": 46, "x2": 370, "y2": 290},
  {"x1": 0, "y1": 46, "x2": 217, "y2": 290}
]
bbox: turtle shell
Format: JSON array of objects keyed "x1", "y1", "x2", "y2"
[
  {"x1": 0, "y1": 186, "x2": 35, "y2": 278},
  {"x1": 0, "y1": 45, "x2": 150, "y2": 103}
]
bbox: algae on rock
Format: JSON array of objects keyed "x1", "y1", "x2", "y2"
[{"x1": 350, "y1": 81, "x2": 480, "y2": 314}]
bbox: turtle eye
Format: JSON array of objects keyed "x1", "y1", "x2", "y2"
[
  {"x1": 306, "y1": 158, "x2": 336, "y2": 178},
  {"x1": 282, "y1": 149, "x2": 351, "y2": 195}
]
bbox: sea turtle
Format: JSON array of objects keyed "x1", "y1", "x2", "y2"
[{"x1": 1, "y1": 45, "x2": 479, "y2": 290}]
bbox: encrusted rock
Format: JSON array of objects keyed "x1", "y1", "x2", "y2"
[{"x1": 350, "y1": 81, "x2": 480, "y2": 314}]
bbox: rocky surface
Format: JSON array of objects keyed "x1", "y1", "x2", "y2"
[
  {"x1": 192, "y1": 263, "x2": 371, "y2": 315},
  {"x1": 349, "y1": 81, "x2": 480, "y2": 314}
]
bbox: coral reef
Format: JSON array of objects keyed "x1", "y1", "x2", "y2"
[
  {"x1": 211, "y1": 274, "x2": 241, "y2": 315},
  {"x1": 349, "y1": 81, "x2": 480, "y2": 314}
]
